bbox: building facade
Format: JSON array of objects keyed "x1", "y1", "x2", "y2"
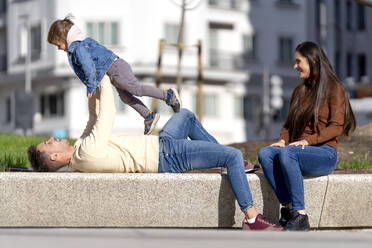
[
  {"x1": 0, "y1": 0, "x2": 370, "y2": 143},
  {"x1": 306, "y1": 0, "x2": 372, "y2": 125}
]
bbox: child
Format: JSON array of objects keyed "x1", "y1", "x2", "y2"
[{"x1": 47, "y1": 16, "x2": 181, "y2": 135}]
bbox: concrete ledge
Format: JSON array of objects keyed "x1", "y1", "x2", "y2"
[
  {"x1": 0, "y1": 173, "x2": 371, "y2": 228},
  {"x1": 320, "y1": 175, "x2": 372, "y2": 228}
]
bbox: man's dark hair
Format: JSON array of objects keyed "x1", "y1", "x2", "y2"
[{"x1": 27, "y1": 145, "x2": 51, "y2": 172}]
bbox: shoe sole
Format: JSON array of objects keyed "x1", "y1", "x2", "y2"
[
  {"x1": 170, "y1": 88, "x2": 182, "y2": 112},
  {"x1": 145, "y1": 113, "x2": 160, "y2": 135}
]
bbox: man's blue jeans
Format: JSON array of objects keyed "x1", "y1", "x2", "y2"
[
  {"x1": 258, "y1": 144, "x2": 337, "y2": 210},
  {"x1": 158, "y1": 109, "x2": 254, "y2": 212}
]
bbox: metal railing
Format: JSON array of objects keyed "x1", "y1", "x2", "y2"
[
  {"x1": 209, "y1": 49, "x2": 245, "y2": 69},
  {"x1": 208, "y1": 0, "x2": 243, "y2": 10}
]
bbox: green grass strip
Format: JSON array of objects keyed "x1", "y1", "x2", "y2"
[
  {"x1": 337, "y1": 157, "x2": 372, "y2": 169},
  {"x1": 0, "y1": 133, "x2": 75, "y2": 171}
]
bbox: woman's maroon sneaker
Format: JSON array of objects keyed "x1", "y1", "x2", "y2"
[{"x1": 242, "y1": 214, "x2": 283, "y2": 231}]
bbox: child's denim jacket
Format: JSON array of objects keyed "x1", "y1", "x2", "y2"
[{"x1": 68, "y1": 38, "x2": 118, "y2": 93}]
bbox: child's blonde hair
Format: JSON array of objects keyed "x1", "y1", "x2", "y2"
[{"x1": 47, "y1": 16, "x2": 74, "y2": 45}]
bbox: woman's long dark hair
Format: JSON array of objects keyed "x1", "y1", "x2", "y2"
[{"x1": 284, "y1": 41, "x2": 356, "y2": 141}]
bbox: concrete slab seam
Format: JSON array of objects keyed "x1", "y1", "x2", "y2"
[{"x1": 318, "y1": 175, "x2": 330, "y2": 227}]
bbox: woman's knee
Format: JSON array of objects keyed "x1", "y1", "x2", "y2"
[
  {"x1": 278, "y1": 146, "x2": 299, "y2": 168},
  {"x1": 278, "y1": 146, "x2": 297, "y2": 159},
  {"x1": 258, "y1": 146, "x2": 276, "y2": 164}
]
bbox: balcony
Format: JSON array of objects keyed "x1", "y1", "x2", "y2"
[
  {"x1": 209, "y1": 49, "x2": 245, "y2": 70},
  {"x1": 208, "y1": 0, "x2": 244, "y2": 10},
  {"x1": 275, "y1": 0, "x2": 300, "y2": 9}
]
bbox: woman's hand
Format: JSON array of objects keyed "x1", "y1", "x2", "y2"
[
  {"x1": 87, "y1": 93, "x2": 93, "y2": 98},
  {"x1": 289, "y1": 139, "x2": 309, "y2": 149},
  {"x1": 270, "y1": 139, "x2": 286, "y2": 148}
]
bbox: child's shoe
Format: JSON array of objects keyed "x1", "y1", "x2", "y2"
[
  {"x1": 144, "y1": 112, "x2": 160, "y2": 135},
  {"x1": 165, "y1": 88, "x2": 182, "y2": 113}
]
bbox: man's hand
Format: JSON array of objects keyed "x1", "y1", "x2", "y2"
[
  {"x1": 289, "y1": 139, "x2": 309, "y2": 150},
  {"x1": 87, "y1": 93, "x2": 93, "y2": 98},
  {"x1": 270, "y1": 139, "x2": 285, "y2": 148}
]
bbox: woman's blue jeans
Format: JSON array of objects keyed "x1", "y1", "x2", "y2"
[
  {"x1": 158, "y1": 109, "x2": 254, "y2": 212},
  {"x1": 258, "y1": 144, "x2": 337, "y2": 210}
]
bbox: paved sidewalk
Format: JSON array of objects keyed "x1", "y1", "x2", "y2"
[{"x1": 0, "y1": 228, "x2": 371, "y2": 248}]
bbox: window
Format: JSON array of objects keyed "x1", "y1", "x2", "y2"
[
  {"x1": 209, "y1": 22, "x2": 234, "y2": 30},
  {"x1": 18, "y1": 23, "x2": 41, "y2": 62},
  {"x1": 208, "y1": 0, "x2": 218, "y2": 6},
  {"x1": 0, "y1": 53, "x2": 5, "y2": 72},
  {"x1": 86, "y1": 23, "x2": 94, "y2": 38},
  {"x1": 208, "y1": 23, "x2": 236, "y2": 68},
  {"x1": 19, "y1": 25, "x2": 27, "y2": 58},
  {"x1": 278, "y1": 37, "x2": 293, "y2": 64},
  {"x1": 6, "y1": 96, "x2": 11, "y2": 123},
  {"x1": 97, "y1": 22, "x2": 105, "y2": 44},
  {"x1": 334, "y1": 0, "x2": 342, "y2": 43},
  {"x1": 86, "y1": 21, "x2": 119, "y2": 46},
  {"x1": 335, "y1": 50, "x2": 341, "y2": 77},
  {"x1": 316, "y1": 0, "x2": 326, "y2": 42},
  {"x1": 234, "y1": 96, "x2": 244, "y2": 118},
  {"x1": 334, "y1": 0, "x2": 341, "y2": 27},
  {"x1": 164, "y1": 23, "x2": 180, "y2": 44},
  {"x1": 209, "y1": 29, "x2": 218, "y2": 67},
  {"x1": 243, "y1": 95, "x2": 260, "y2": 121},
  {"x1": 243, "y1": 34, "x2": 256, "y2": 60},
  {"x1": 40, "y1": 91, "x2": 65, "y2": 117},
  {"x1": 346, "y1": 0, "x2": 353, "y2": 31},
  {"x1": 0, "y1": 0, "x2": 6, "y2": 13},
  {"x1": 0, "y1": 28, "x2": 6, "y2": 72},
  {"x1": 346, "y1": 52, "x2": 353, "y2": 77},
  {"x1": 193, "y1": 94, "x2": 219, "y2": 118},
  {"x1": 209, "y1": 29, "x2": 218, "y2": 51},
  {"x1": 208, "y1": 0, "x2": 242, "y2": 9},
  {"x1": 111, "y1": 22, "x2": 119, "y2": 45},
  {"x1": 276, "y1": 98, "x2": 290, "y2": 122},
  {"x1": 357, "y1": 4, "x2": 366, "y2": 31},
  {"x1": 358, "y1": 54, "x2": 366, "y2": 81},
  {"x1": 230, "y1": 0, "x2": 238, "y2": 9},
  {"x1": 30, "y1": 24, "x2": 41, "y2": 60},
  {"x1": 276, "y1": 0, "x2": 299, "y2": 8}
]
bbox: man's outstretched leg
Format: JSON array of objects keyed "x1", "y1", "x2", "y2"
[
  {"x1": 157, "y1": 137, "x2": 282, "y2": 231},
  {"x1": 159, "y1": 108, "x2": 218, "y2": 143},
  {"x1": 160, "y1": 109, "x2": 259, "y2": 174}
]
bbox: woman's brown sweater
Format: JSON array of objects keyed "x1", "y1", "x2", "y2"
[{"x1": 279, "y1": 82, "x2": 346, "y2": 149}]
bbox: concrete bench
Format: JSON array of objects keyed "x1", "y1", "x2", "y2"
[{"x1": 0, "y1": 173, "x2": 371, "y2": 228}]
